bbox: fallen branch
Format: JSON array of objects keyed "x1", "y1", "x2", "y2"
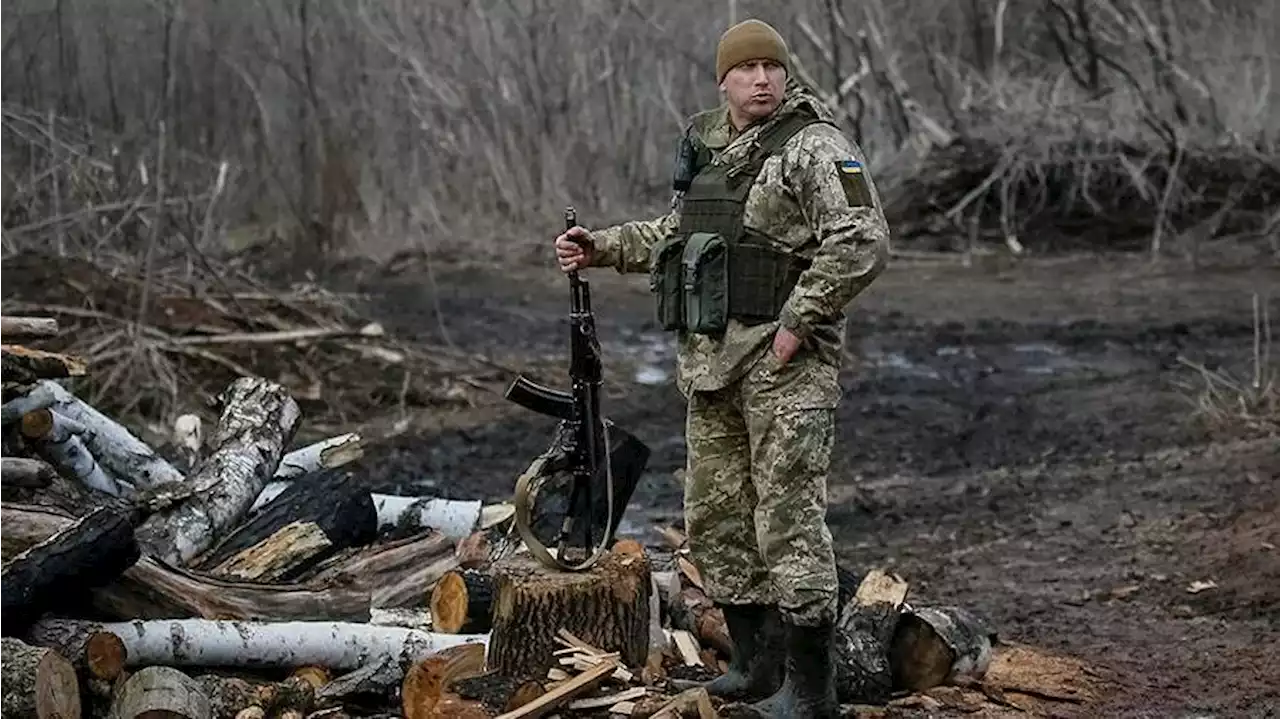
[
  {"x1": 308, "y1": 529, "x2": 460, "y2": 609},
  {"x1": 38, "y1": 618, "x2": 488, "y2": 672},
  {"x1": 0, "y1": 316, "x2": 59, "y2": 339}
]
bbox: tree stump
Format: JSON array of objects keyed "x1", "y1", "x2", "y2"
[
  {"x1": 0, "y1": 638, "x2": 81, "y2": 719},
  {"x1": 487, "y1": 550, "x2": 650, "y2": 678}
]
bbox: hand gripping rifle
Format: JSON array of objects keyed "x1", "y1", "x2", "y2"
[{"x1": 504, "y1": 207, "x2": 651, "y2": 572}]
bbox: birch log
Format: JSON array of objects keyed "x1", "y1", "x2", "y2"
[
  {"x1": 0, "y1": 381, "x2": 57, "y2": 425},
  {"x1": 273, "y1": 433, "x2": 364, "y2": 479},
  {"x1": 20, "y1": 407, "x2": 124, "y2": 496},
  {"x1": 38, "y1": 619, "x2": 488, "y2": 672},
  {"x1": 834, "y1": 568, "x2": 909, "y2": 703},
  {"x1": 33, "y1": 380, "x2": 186, "y2": 489},
  {"x1": 249, "y1": 487, "x2": 482, "y2": 538},
  {"x1": 0, "y1": 637, "x2": 81, "y2": 719},
  {"x1": 888, "y1": 605, "x2": 995, "y2": 692},
  {"x1": 1, "y1": 457, "x2": 56, "y2": 488},
  {"x1": 134, "y1": 377, "x2": 300, "y2": 566}
]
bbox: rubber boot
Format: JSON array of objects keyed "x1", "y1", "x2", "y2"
[
  {"x1": 748, "y1": 617, "x2": 839, "y2": 718},
  {"x1": 702, "y1": 603, "x2": 785, "y2": 701}
]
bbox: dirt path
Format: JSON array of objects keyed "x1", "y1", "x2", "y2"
[{"x1": 346, "y1": 252, "x2": 1278, "y2": 716}]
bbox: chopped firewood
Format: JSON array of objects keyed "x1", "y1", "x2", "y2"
[
  {"x1": 454, "y1": 531, "x2": 491, "y2": 569},
  {"x1": 1, "y1": 344, "x2": 86, "y2": 383},
  {"x1": 25, "y1": 620, "x2": 127, "y2": 682},
  {"x1": 0, "y1": 457, "x2": 56, "y2": 488},
  {"x1": 566, "y1": 686, "x2": 648, "y2": 710},
  {"x1": 24, "y1": 380, "x2": 185, "y2": 489},
  {"x1": 492, "y1": 656, "x2": 619, "y2": 719},
  {"x1": 488, "y1": 552, "x2": 650, "y2": 678},
  {"x1": 110, "y1": 665, "x2": 212, "y2": 719},
  {"x1": 134, "y1": 377, "x2": 301, "y2": 566},
  {"x1": 889, "y1": 605, "x2": 995, "y2": 692},
  {"x1": 612, "y1": 538, "x2": 646, "y2": 556},
  {"x1": 206, "y1": 521, "x2": 335, "y2": 582},
  {"x1": 0, "y1": 637, "x2": 82, "y2": 719},
  {"x1": 198, "y1": 468, "x2": 377, "y2": 582},
  {"x1": 834, "y1": 567, "x2": 910, "y2": 703},
  {"x1": 196, "y1": 673, "x2": 314, "y2": 719},
  {"x1": 34, "y1": 618, "x2": 487, "y2": 672},
  {"x1": 20, "y1": 407, "x2": 123, "y2": 496},
  {"x1": 648, "y1": 687, "x2": 716, "y2": 719},
  {"x1": 306, "y1": 529, "x2": 459, "y2": 609},
  {"x1": 669, "y1": 631, "x2": 703, "y2": 667},
  {"x1": 1, "y1": 505, "x2": 141, "y2": 635},
  {"x1": 0, "y1": 315, "x2": 59, "y2": 338},
  {"x1": 401, "y1": 644, "x2": 488, "y2": 719},
  {"x1": 430, "y1": 569, "x2": 495, "y2": 634},
  {"x1": 0, "y1": 502, "x2": 76, "y2": 560},
  {"x1": 313, "y1": 656, "x2": 403, "y2": 705}
]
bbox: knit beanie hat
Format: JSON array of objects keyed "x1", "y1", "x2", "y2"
[{"x1": 716, "y1": 19, "x2": 789, "y2": 83}]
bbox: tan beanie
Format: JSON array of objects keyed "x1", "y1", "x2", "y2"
[{"x1": 716, "y1": 19, "x2": 789, "y2": 83}]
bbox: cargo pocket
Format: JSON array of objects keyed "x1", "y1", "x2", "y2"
[
  {"x1": 681, "y1": 232, "x2": 729, "y2": 335},
  {"x1": 649, "y1": 234, "x2": 688, "y2": 331}
]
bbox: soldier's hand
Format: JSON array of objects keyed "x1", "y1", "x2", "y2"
[
  {"x1": 772, "y1": 326, "x2": 802, "y2": 366},
  {"x1": 555, "y1": 226, "x2": 595, "y2": 273}
]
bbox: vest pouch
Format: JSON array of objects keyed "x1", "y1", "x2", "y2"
[
  {"x1": 649, "y1": 234, "x2": 687, "y2": 331},
  {"x1": 681, "y1": 232, "x2": 729, "y2": 335}
]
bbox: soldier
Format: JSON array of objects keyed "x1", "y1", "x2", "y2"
[{"x1": 554, "y1": 18, "x2": 890, "y2": 718}]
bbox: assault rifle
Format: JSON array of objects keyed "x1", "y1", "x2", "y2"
[{"x1": 504, "y1": 207, "x2": 651, "y2": 571}]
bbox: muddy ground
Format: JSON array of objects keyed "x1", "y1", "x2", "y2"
[{"x1": 321, "y1": 247, "x2": 1277, "y2": 718}]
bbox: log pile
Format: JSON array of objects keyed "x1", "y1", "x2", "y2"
[{"x1": 2, "y1": 313, "x2": 1087, "y2": 719}]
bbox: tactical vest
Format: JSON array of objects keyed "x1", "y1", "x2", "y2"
[{"x1": 650, "y1": 110, "x2": 829, "y2": 335}]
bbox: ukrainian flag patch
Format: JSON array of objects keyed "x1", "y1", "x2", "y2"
[{"x1": 834, "y1": 159, "x2": 872, "y2": 206}]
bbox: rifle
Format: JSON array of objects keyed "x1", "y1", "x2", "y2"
[{"x1": 505, "y1": 207, "x2": 650, "y2": 572}]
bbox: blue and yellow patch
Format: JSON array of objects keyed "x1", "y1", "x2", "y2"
[{"x1": 833, "y1": 159, "x2": 872, "y2": 206}]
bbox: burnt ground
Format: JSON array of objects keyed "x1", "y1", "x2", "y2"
[{"x1": 324, "y1": 248, "x2": 1279, "y2": 718}]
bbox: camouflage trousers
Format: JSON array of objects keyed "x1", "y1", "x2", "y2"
[{"x1": 682, "y1": 346, "x2": 841, "y2": 626}]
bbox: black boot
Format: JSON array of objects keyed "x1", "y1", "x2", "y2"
[
  {"x1": 748, "y1": 617, "x2": 839, "y2": 718},
  {"x1": 702, "y1": 603, "x2": 785, "y2": 701}
]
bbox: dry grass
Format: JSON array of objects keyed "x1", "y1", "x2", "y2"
[
  {"x1": 1, "y1": 0, "x2": 1277, "y2": 269},
  {"x1": 1175, "y1": 292, "x2": 1279, "y2": 437}
]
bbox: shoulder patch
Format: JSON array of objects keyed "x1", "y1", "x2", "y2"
[{"x1": 834, "y1": 159, "x2": 873, "y2": 207}]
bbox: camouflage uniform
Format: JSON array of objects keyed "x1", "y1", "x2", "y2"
[{"x1": 591, "y1": 79, "x2": 889, "y2": 626}]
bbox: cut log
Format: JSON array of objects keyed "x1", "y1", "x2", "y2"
[
  {"x1": 1, "y1": 316, "x2": 60, "y2": 338},
  {"x1": 0, "y1": 637, "x2": 81, "y2": 719},
  {"x1": 1, "y1": 344, "x2": 86, "y2": 383},
  {"x1": 401, "y1": 644, "x2": 487, "y2": 719},
  {"x1": 430, "y1": 569, "x2": 495, "y2": 634},
  {"x1": 451, "y1": 673, "x2": 546, "y2": 714},
  {"x1": 889, "y1": 605, "x2": 995, "y2": 693},
  {"x1": 197, "y1": 468, "x2": 377, "y2": 582},
  {"x1": 0, "y1": 381, "x2": 57, "y2": 425},
  {"x1": 1, "y1": 457, "x2": 56, "y2": 488},
  {"x1": 273, "y1": 433, "x2": 364, "y2": 479},
  {"x1": 313, "y1": 656, "x2": 403, "y2": 706},
  {"x1": 1, "y1": 505, "x2": 140, "y2": 634},
  {"x1": 21, "y1": 407, "x2": 124, "y2": 496},
  {"x1": 306, "y1": 529, "x2": 459, "y2": 609},
  {"x1": 834, "y1": 568, "x2": 910, "y2": 703},
  {"x1": 487, "y1": 549, "x2": 650, "y2": 679},
  {"x1": 41, "y1": 618, "x2": 487, "y2": 672},
  {"x1": 32, "y1": 380, "x2": 185, "y2": 489},
  {"x1": 2, "y1": 498, "x2": 369, "y2": 625},
  {"x1": 374, "y1": 494, "x2": 483, "y2": 536},
  {"x1": 134, "y1": 377, "x2": 300, "y2": 566},
  {"x1": 89, "y1": 556, "x2": 371, "y2": 622},
  {"x1": 195, "y1": 674, "x2": 314, "y2": 719},
  {"x1": 25, "y1": 621, "x2": 128, "y2": 682},
  {"x1": 111, "y1": 666, "x2": 211, "y2": 719}
]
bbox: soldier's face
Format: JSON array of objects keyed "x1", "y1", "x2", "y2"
[{"x1": 721, "y1": 59, "x2": 786, "y2": 125}]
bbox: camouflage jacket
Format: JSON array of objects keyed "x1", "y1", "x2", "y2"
[{"x1": 592, "y1": 80, "x2": 890, "y2": 397}]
